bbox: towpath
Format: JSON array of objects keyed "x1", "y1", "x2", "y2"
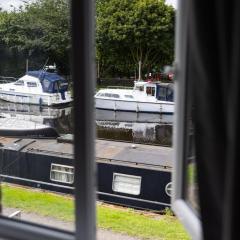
[{"x1": 3, "y1": 208, "x2": 141, "y2": 240}]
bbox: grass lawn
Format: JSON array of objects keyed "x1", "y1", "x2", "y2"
[{"x1": 2, "y1": 184, "x2": 190, "y2": 240}]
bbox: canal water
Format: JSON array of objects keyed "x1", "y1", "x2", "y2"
[{"x1": 0, "y1": 100, "x2": 173, "y2": 147}]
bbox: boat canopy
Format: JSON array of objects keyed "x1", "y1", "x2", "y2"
[{"x1": 28, "y1": 70, "x2": 68, "y2": 93}]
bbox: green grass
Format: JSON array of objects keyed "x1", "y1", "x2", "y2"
[
  {"x1": 2, "y1": 184, "x2": 190, "y2": 240},
  {"x1": 187, "y1": 162, "x2": 197, "y2": 185}
]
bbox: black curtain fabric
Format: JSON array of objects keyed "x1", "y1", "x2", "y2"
[{"x1": 188, "y1": 0, "x2": 240, "y2": 239}]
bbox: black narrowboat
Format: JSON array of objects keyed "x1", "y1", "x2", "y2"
[{"x1": 0, "y1": 136, "x2": 172, "y2": 211}]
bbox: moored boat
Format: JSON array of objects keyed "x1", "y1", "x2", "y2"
[
  {"x1": 0, "y1": 70, "x2": 72, "y2": 106},
  {"x1": 95, "y1": 81, "x2": 174, "y2": 114}
]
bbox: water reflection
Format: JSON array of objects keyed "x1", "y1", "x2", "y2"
[
  {"x1": 0, "y1": 100, "x2": 73, "y2": 134},
  {"x1": 0, "y1": 101, "x2": 173, "y2": 146},
  {"x1": 96, "y1": 110, "x2": 173, "y2": 146}
]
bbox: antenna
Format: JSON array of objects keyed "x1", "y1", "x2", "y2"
[
  {"x1": 38, "y1": 57, "x2": 49, "y2": 80},
  {"x1": 26, "y1": 59, "x2": 29, "y2": 74},
  {"x1": 42, "y1": 57, "x2": 49, "y2": 71}
]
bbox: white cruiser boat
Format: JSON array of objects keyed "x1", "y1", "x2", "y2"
[
  {"x1": 95, "y1": 81, "x2": 174, "y2": 114},
  {"x1": 0, "y1": 70, "x2": 72, "y2": 106}
]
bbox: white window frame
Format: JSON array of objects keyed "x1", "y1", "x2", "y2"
[
  {"x1": 112, "y1": 173, "x2": 142, "y2": 196},
  {"x1": 50, "y1": 164, "x2": 74, "y2": 184},
  {"x1": 172, "y1": 0, "x2": 202, "y2": 239}
]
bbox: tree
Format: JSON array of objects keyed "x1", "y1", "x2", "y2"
[
  {"x1": 0, "y1": 0, "x2": 71, "y2": 74},
  {"x1": 96, "y1": 0, "x2": 175, "y2": 78}
]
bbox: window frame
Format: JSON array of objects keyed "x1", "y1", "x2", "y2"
[
  {"x1": 0, "y1": 0, "x2": 96, "y2": 239},
  {"x1": 172, "y1": 0, "x2": 202, "y2": 239},
  {"x1": 112, "y1": 173, "x2": 142, "y2": 196},
  {"x1": 50, "y1": 163, "x2": 74, "y2": 184}
]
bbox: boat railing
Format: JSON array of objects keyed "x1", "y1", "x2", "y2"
[
  {"x1": 106, "y1": 86, "x2": 133, "y2": 90},
  {"x1": 0, "y1": 76, "x2": 17, "y2": 83}
]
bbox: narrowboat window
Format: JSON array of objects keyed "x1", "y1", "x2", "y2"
[
  {"x1": 112, "y1": 173, "x2": 141, "y2": 195},
  {"x1": 50, "y1": 164, "x2": 74, "y2": 184},
  {"x1": 105, "y1": 93, "x2": 111, "y2": 97},
  {"x1": 27, "y1": 82, "x2": 37, "y2": 87},
  {"x1": 14, "y1": 80, "x2": 24, "y2": 86}
]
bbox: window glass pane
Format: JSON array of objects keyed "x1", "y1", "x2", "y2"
[
  {"x1": 184, "y1": 115, "x2": 200, "y2": 215},
  {"x1": 112, "y1": 173, "x2": 141, "y2": 195},
  {"x1": 0, "y1": 0, "x2": 75, "y2": 232},
  {"x1": 50, "y1": 164, "x2": 74, "y2": 184}
]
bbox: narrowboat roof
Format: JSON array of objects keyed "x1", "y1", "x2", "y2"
[{"x1": 0, "y1": 136, "x2": 172, "y2": 169}]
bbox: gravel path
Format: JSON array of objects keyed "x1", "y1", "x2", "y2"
[{"x1": 3, "y1": 208, "x2": 141, "y2": 240}]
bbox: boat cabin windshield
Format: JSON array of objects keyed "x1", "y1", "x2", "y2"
[
  {"x1": 156, "y1": 84, "x2": 174, "y2": 102},
  {"x1": 42, "y1": 79, "x2": 69, "y2": 93}
]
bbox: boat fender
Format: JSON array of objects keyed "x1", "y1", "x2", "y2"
[{"x1": 39, "y1": 97, "x2": 43, "y2": 106}]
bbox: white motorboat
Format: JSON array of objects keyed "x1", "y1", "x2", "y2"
[
  {"x1": 0, "y1": 70, "x2": 72, "y2": 106},
  {"x1": 95, "y1": 81, "x2": 174, "y2": 114}
]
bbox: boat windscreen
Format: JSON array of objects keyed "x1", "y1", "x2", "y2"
[
  {"x1": 156, "y1": 85, "x2": 174, "y2": 102},
  {"x1": 42, "y1": 79, "x2": 68, "y2": 93}
]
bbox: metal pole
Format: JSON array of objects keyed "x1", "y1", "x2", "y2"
[
  {"x1": 26, "y1": 59, "x2": 29, "y2": 73},
  {"x1": 138, "y1": 60, "x2": 141, "y2": 81}
]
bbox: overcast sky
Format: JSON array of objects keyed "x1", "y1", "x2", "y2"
[
  {"x1": 0, "y1": 0, "x2": 177, "y2": 11},
  {"x1": 0, "y1": 0, "x2": 25, "y2": 10}
]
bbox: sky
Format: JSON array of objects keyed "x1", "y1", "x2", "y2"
[
  {"x1": 0, "y1": 0, "x2": 25, "y2": 10},
  {"x1": 0, "y1": 0, "x2": 177, "y2": 11}
]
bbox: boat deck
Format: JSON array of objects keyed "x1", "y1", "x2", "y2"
[{"x1": 0, "y1": 135, "x2": 172, "y2": 170}]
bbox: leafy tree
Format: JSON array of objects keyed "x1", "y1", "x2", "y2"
[
  {"x1": 0, "y1": 0, "x2": 70, "y2": 74},
  {"x1": 96, "y1": 0, "x2": 175, "y2": 78}
]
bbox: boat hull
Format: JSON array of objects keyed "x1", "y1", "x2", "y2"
[
  {"x1": 0, "y1": 137, "x2": 172, "y2": 211},
  {"x1": 95, "y1": 98, "x2": 174, "y2": 114},
  {"x1": 0, "y1": 90, "x2": 72, "y2": 106}
]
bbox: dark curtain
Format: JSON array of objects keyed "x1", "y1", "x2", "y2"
[{"x1": 188, "y1": 0, "x2": 240, "y2": 239}]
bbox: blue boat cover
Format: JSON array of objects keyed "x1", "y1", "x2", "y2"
[
  {"x1": 27, "y1": 70, "x2": 64, "y2": 82},
  {"x1": 27, "y1": 70, "x2": 68, "y2": 93}
]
